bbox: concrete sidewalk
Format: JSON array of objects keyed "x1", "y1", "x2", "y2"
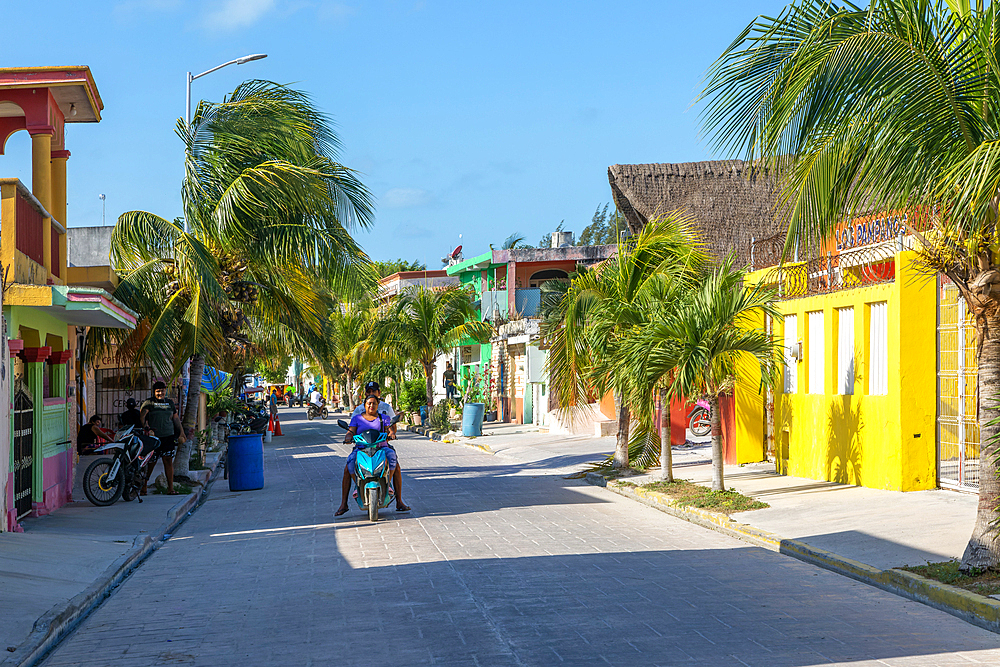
[
  {"x1": 626, "y1": 461, "x2": 977, "y2": 571},
  {"x1": 0, "y1": 451, "x2": 219, "y2": 663}
]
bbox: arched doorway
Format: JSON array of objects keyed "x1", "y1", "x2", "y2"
[{"x1": 528, "y1": 269, "x2": 569, "y2": 288}]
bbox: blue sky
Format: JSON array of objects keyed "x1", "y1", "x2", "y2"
[{"x1": 0, "y1": 0, "x2": 789, "y2": 267}]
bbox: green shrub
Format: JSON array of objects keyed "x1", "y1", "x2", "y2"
[
  {"x1": 399, "y1": 378, "x2": 427, "y2": 413},
  {"x1": 429, "y1": 401, "x2": 451, "y2": 433}
]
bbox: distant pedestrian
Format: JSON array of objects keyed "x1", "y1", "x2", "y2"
[
  {"x1": 443, "y1": 362, "x2": 458, "y2": 400},
  {"x1": 269, "y1": 390, "x2": 279, "y2": 416}
]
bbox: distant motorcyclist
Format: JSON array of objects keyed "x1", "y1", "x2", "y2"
[
  {"x1": 309, "y1": 387, "x2": 323, "y2": 409},
  {"x1": 336, "y1": 395, "x2": 409, "y2": 516}
]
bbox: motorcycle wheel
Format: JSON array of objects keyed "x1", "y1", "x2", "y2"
[
  {"x1": 307, "y1": 409, "x2": 315, "y2": 421},
  {"x1": 368, "y1": 487, "x2": 379, "y2": 522},
  {"x1": 83, "y1": 457, "x2": 125, "y2": 506},
  {"x1": 690, "y1": 410, "x2": 711, "y2": 437},
  {"x1": 321, "y1": 408, "x2": 329, "y2": 420}
]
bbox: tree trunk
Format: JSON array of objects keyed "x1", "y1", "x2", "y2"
[
  {"x1": 175, "y1": 352, "x2": 205, "y2": 480},
  {"x1": 230, "y1": 365, "x2": 244, "y2": 398},
  {"x1": 659, "y1": 392, "x2": 673, "y2": 482},
  {"x1": 423, "y1": 361, "x2": 435, "y2": 408},
  {"x1": 708, "y1": 393, "x2": 724, "y2": 491},
  {"x1": 346, "y1": 370, "x2": 355, "y2": 411},
  {"x1": 961, "y1": 311, "x2": 1000, "y2": 571},
  {"x1": 612, "y1": 400, "x2": 630, "y2": 469}
]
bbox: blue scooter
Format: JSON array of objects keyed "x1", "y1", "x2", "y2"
[{"x1": 337, "y1": 415, "x2": 400, "y2": 522}]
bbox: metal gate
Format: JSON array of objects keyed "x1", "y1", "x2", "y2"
[
  {"x1": 938, "y1": 281, "x2": 980, "y2": 492},
  {"x1": 94, "y1": 366, "x2": 151, "y2": 427},
  {"x1": 12, "y1": 358, "x2": 33, "y2": 520}
]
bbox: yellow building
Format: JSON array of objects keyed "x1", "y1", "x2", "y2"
[
  {"x1": 0, "y1": 67, "x2": 136, "y2": 530},
  {"x1": 735, "y1": 239, "x2": 939, "y2": 492}
]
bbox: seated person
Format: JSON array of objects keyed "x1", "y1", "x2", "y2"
[
  {"x1": 335, "y1": 395, "x2": 410, "y2": 515},
  {"x1": 77, "y1": 415, "x2": 115, "y2": 455}
]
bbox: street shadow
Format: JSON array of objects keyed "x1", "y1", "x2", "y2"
[{"x1": 785, "y1": 529, "x2": 957, "y2": 571}]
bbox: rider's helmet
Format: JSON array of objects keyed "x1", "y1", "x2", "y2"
[{"x1": 125, "y1": 398, "x2": 137, "y2": 409}]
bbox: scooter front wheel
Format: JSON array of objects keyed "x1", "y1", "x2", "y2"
[
  {"x1": 83, "y1": 457, "x2": 124, "y2": 506},
  {"x1": 368, "y1": 487, "x2": 379, "y2": 522},
  {"x1": 690, "y1": 409, "x2": 711, "y2": 437},
  {"x1": 321, "y1": 408, "x2": 329, "y2": 420}
]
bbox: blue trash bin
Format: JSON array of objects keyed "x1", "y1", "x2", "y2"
[
  {"x1": 462, "y1": 403, "x2": 485, "y2": 437},
  {"x1": 228, "y1": 433, "x2": 264, "y2": 491},
  {"x1": 419, "y1": 405, "x2": 428, "y2": 426}
]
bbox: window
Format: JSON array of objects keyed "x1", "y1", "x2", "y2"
[
  {"x1": 783, "y1": 314, "x2": 797, "y2": 393},
  {"x1": 808, "y1": 310, "x2": 824, "y2": 394},
  {"x1": 868, "y1": 301, "x2": 888, "y2": 395},
  {"x1": 837, "y1": 307, "x2": 855, "y2": 395}
]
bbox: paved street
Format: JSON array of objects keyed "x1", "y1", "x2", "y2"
[{"x1": 40, "y1": 412, "x2": 1000, "y2": 666}]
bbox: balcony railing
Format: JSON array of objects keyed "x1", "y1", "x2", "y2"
[
  {"x1": 514, "y1": 288, "x2": 540, "y2": 317},
  {"x1": 50, "y1": 227, "x2": 60, "y2": 278},
  {"x1": 481, "y1": 290, "x2": 507, "y2": 321},
  {"x1": 16, "y1": 188, "x2": 44, "y2": 265},
  {"x1": 759, "y1": 241, "x2": 903, "y2": 299}
]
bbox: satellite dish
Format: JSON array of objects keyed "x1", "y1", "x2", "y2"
[{"x1": 451, "y1": 245, "x2": 463, "y2": 259}]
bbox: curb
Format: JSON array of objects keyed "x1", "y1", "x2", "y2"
[
  {"x1": 3, "y1": 450, "x2": 227, "y2": 666},
  {"x1": 586, "y1": 476, "x2": 1000, "y2": 635},
  {"x1": 403, "y1": 423, "x2": 496, "y2": 456}
]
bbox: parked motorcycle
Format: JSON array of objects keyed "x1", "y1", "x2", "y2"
[
  {"x1": 337, "y1": 416, "x2": 400, "y2": 522},
  {"x1": 285, "y1": 392, "x2": 302, "y2": 408},
  {"x1": 687, "y1": 399, "x2": 712, "y2": 437},
  {"x1": 82, "y1": 426, "x2": 167, "y2": 506},
  {"x1": 230, "y1": 404, "x2": 270, "y2": 434},
  {"x1": 307, "y1": 399, "x2": 329, "y2": 421}
]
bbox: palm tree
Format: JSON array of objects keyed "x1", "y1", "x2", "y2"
[
  {"x1": 324, "y1": 303, "x2": 378, "y2": 411},
  {"x1": 502, "y1": 233, "x2": 527, "y2": 250},
  {"x1": 546, "y1": 213, "x2": 711, "y2": 468},
  {"x1": 700, "y1": 0, "x2": 1000, "y2": 568},
  {"x1": 105, "y1": 80, "x2": 374, "y2": 477},
  {"x1": 617, "y1": 258, "x2": 782, "y2": 491},
  {"x1": 368, "y1": 287, "x2": 492, "y2": 408}
]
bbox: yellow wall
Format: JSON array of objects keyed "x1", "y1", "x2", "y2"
[{"x1": 737, "y1": 250, "x2": 937, "y2": 491}]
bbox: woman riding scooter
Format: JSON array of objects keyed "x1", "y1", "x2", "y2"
[{"x1": 335, "y1": 395, "x2": 410, "y2": 515}]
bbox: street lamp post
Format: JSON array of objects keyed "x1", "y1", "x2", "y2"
[
  {"x1": 184, "y1": 53, "x2": 267, "y2": 233},
  {"x1": 98, "y1": 194, "x2": 106, "y2": 226},
  {"x1": 185, "y1": 53, "x2": 267, "y2": 127}
]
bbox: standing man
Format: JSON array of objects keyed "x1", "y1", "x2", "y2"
[
  {"x1": 139, "y1": 381, "x2": 186, "y2": 495},
  {"x1": 351, "y1": 381, "x2": 397, "y2": 439},
  {"x1": 268, "y1": 389, "x2": 279, "y2": 417},
  {"x1": 443, "y1": 362, "x2": 458, "y2": 401}
]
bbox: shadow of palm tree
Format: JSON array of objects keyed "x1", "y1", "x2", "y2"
[{"x1": 827, "y1": 396, "x2": 863, "y2": 485}]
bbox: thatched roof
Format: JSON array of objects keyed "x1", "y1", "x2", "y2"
[{"x1": 608, "y1": 160, "x2": 785, "y2": 265}]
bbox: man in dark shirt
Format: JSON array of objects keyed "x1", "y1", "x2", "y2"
[
  {"x1": 139, "y1": 381, "x2": 187, "y2": 494},
  {"x1": 119, "y1": 398, "x2": 141, "y2": 428},
  {"x1": 443, "y1": 362, "x2": 458, "y2": 400}
]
